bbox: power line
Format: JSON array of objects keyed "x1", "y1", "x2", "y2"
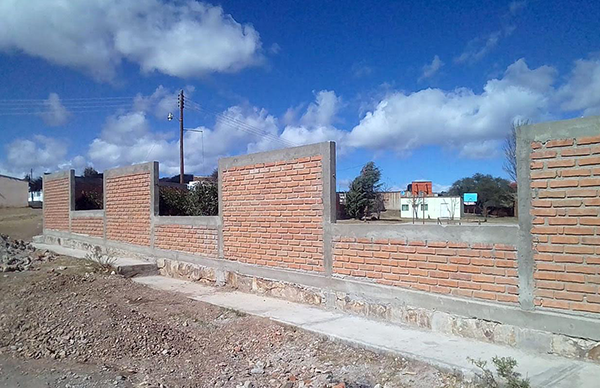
[{"x1": 185, "y1": 98, "x2": 296, "y2": 148}]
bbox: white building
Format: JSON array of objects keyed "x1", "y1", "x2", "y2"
[{"x1": 398, "y1": 196, "x2": 462, "y2": 220}]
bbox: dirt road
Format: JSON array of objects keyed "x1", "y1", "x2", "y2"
[{"x1": 0, "y1": 207, "x2": 42, "y2": 241}]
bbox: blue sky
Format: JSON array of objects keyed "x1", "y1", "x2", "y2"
[{"x1": 1, "y1": 0, "x2": 599, "y2": 192}]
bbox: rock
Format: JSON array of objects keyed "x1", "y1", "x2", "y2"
[{"x1": 0, "y1": 234, "x2": 57, "y2": 272}]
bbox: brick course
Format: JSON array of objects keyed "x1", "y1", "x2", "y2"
[
  {"x1": 333, "y1": 237, "x2": 518, "y2": 303},
  {"x1": 155, "y1": 224, "x2": 218, "y2": 258},
  {"x1": 43, "y1": 177, "x2": 70, "y2": 231},
  {"x1": 530, "y1": 136, "x2": 600, "y2": 313},
  {"x1": 105, "y1": 173, "x2": 151, "y2": 246},
  {"x1": 71, "y1": 217, "x2": 104, "y2": 238},
  {"x1": 222, "y1": 157, "x2": 324, "y2": 272}
]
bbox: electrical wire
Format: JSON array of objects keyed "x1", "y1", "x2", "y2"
[{"x1": 185, "y1": 97, "x2": 296, "y2": 148}]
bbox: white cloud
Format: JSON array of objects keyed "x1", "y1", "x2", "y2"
[
  {"x1": 557, "y1": 58, "x2": 600, "y2": 116},
  {"x1": 1, "y1": 135, "x2": 69, "y2": 177},
  {"x1": 38, "y1": 93, "x2": 71, "y2": 126},
  {"x1": 419, "y1": 55, "x2": 444, "y2": 81},
  {"x1": 0, "y1": 0, "x2": 262, "y2": 81},
  {"x1": 299, "y1": 90, "x2": 342, "y2": 127},
  {"x1": 347, "y1": 59, "x2": 557, "y2": 156},
  {"x1": 455, "y1": 2, "x2": 525, "y2": 64},
  {"x1": 455, "y1": 30, "x2": 505, "y2": 64}
]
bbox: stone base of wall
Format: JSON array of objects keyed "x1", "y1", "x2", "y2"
[
  {"x1": 38, "y1": 233, "x2": 600, "y2": 364},
  {"x1": 332, "y1": 289, "x2": 600, "y2": 362},
  {"x1": 157, "y1": 257, "x2": 325, "y2": 306}
]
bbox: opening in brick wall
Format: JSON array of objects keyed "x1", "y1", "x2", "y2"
[
  {"x1": 74, "y1": 174, "x2": 103, "y2": 210},
  {"x1": 158, "y1": 174, "x2": 218, "y2": 216},
  {"x1": 335, "y1": 163, "x2": 516, "y2": 225}
]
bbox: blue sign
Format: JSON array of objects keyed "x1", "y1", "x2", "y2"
[{"x1": 463, "y1": 193, "x2": 478, "y2": 203}]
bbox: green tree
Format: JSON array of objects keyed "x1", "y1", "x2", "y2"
[
  {"x1": 83, "y1": 167, "x2": 101, "y2": 178},
  {"x1": 448, "y1": 173, "x2": 514, "y2": 218},
  {"x1": 345, "y1": 162, "x2": 384, "y2": 220},
  {"x1": 24, "y1": 174, "x2": 43, "y2": 192},
  {"x1": 185, "y1": 181, "x2": 218, "y2": 216}
]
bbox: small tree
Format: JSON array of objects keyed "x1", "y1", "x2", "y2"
[
  {"x1": 449, "y1": 173, "x2": 514, "y2": 219},
  {"x1": 83, "y1": 167, "x2": 101, "y2": 178},
  {"x1": 24, "y1": 175, "x2": 43, "y2": 192},
  {"x1": 345, "y1": 162, "x2": 383, "y2": 220}
]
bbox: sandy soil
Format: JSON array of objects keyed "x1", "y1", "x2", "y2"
[{"x1": 0, "y1": 207, "x2": 43, "y2": 241}]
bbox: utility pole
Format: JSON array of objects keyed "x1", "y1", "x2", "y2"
[{"x1": 178, "y1": 90, "x2": 184, "y2": 184}]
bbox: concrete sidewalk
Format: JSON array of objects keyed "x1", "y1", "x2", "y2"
[
  {"x1": 34, "y1": 242, "x2": 600, "y2": 387},
  {"x1": 133, "y1": 275, "x2": 600, "y2": 387}
]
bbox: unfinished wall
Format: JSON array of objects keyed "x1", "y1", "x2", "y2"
[
  {"x1": 43, "y1": 171, "x2": 73, "y2": 232},
  {"x1": 333, "y1": 235, "x2": 518, "y2": 304},
  {"x1": 40, "y1": 132, "x2": 600, "y2": 361},
  {"x1": 104, "y1": 163, "x2": 156, "y2": 247},
  {"x1": 154, "y1": 217, "x2": 219, "y2": 258},
  {"x1": 527, "y1": 131, "x2": 600, "y2": 314},
  {"x1": 219, "y1": 143, "x2": 335, "y2": 272},
  {"x1": 70, "y1": 211, "x2": 104, "y2": 238}
]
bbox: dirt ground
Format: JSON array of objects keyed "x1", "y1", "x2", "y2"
[
  {"x1": 0, "y1": 207, "x2": 42, "y2": 241},
  {"x1": 0, "y1": 211, "x2": 472, "y2": 388},
  {"x1": 0, "y1": 256, "x2": 471, "y2": 388}
]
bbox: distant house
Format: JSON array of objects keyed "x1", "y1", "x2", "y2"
[{"x1": 0, "y1": 174, "x2": 28, "y2": 208}]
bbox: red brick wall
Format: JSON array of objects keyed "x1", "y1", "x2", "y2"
[
  {"x1": 105, "y1": 172, "x2": 152, "y2": 246},
  {"x1": 333, "y1": 237, "x2": 518, "y2": 303},
  {"x1": 155, "y1": 224, "x2": 218, "y2": 258},
  {"x1": 71, "y1": 217, "x2": 104, "y2": 238},
  {"x1": 530, "y1": 135, "x2": 600, "y2": 314},
  {"x1": 222, "y1": 157, "x2": 324, "y2": 271},
  {"x1": 43, "y1": 177, "x2": 70, "y2": 231}
]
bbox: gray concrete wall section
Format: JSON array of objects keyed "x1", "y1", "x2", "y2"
[
  {"x1": 103, "y1": 161, "x2": 157, "y2": 179},
  {"x1": 321, "y1": 142, "x2": 336, "y2": 276},
  {"x1": 40, "y1": 229, "x2": 600, "y2": 341},
  {"x1": 154, "y1": 216, "x2": 220, "y2": 227},
  {"x1": 0, "y1": 175, "x2": 28, "y2": 208},
  {"x1": 68, "y1": 170, "x2": 75, "y2": 231},
  {"x1": 332, "y1": 223, "x2": 519, "y2": 245},
  {"x1": 218, "y1": 142, "x2": 333, "y2": 170},
  {"x1": 516, "y1": 124, "x2": 535, "y2": 310},
  {"x1": 70, "y1": 210, "x2": 104, "y2": 218},
  {"x1": 521, "y1": 116, "x2": 600, "y2": 143},
  {"x1": 43, "y1": 170, "x2": 72, "y2": 181}
]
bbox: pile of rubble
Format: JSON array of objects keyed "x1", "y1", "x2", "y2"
[{"x1": 0, "y1": 234, "x2": 56, "y2": 272}]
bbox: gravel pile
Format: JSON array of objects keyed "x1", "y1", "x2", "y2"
[{"x1": 0, "y1": 234, "x2": 56, "y2": 272}]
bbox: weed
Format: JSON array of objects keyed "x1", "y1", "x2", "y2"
[
  {"x1": 468, "y1": 356, "x2": 530, "y2": 388},
  {"x1": 84, "y1": 246, "x2": 116, "y2": 272}
]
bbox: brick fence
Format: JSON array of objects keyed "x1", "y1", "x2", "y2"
[{"x1": 41, "y1": 116, "x2": 600, "y2": 361}]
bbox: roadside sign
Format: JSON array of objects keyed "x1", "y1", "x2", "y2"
[{"x1": 463, "y1": 193, "x2": 477, "y2": 205}]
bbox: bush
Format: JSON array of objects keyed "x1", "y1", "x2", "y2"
[
  {"x1": 186, "y1": 182, "x2": 218, "y2": 216},
  {"x1": 159, "y1": 182, "x2": 218, "y2": 216},
  {"x1": 75, "y1": 190, "x2": 103, "y2": 210},
  {"x1": 159, "y1": 186, "x2": 189, "y2": 216},
  {"x1": 469, "y1": 356, "x2": 530, "y2": 388}
]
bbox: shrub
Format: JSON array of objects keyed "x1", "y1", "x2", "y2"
[
  {"x1": 469, "y1": 356, "x2": 530, "y2": 388},
  {"x1": 186, "y1": 182, "x2": 218, "y2": 216},
  {"x1": 159, "y1": 186, "x2": 189, "y2": 216},
  {"x1": 159, "y1": 182, "x2": 218, "y2": 216},
  {"x1": 75, "y1": 190, "x2": 103, "y2": 210}
]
